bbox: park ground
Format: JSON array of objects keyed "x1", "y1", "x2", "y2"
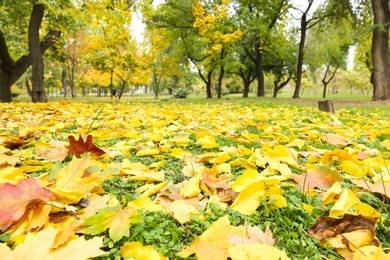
[{"x1": 0, "y1": 94, "x2": 389, "y2": 259}]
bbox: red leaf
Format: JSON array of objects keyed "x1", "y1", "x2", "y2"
[
  {"x1": 0, "y1": 178, "x2": 55, "y2": 231},
  {"x1": 66, "y1": 134, "x2": 105, "y2": 157}
]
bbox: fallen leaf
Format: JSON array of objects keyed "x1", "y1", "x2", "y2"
[
  {"x1": 228, "y1": 244, "x2": 289, "y2": 260},
  {"x1": 83, "y1": 198, "x2": 142, "y2": 242},
  {"x1": 66, "y1": 134, "x2": 105, "y2": 157},
  {"x1": 121, "y1": 241, "x2": 167, "y2": 260},
  {"x1": 0, "y1": 225, "x2": 104, "y2": 259},
  {"x1": 292, "y1": 167, "x2": 343, "y2": 191},
  {"x1": 0, "y1": 178, "x2": 55, "y2": 231}
]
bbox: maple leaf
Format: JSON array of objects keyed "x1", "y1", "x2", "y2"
[
  {"x1": 292, "y1": 167, "x2": 343, "y2": 191},
  {"x1": 83, "y1": 198, "x2": 142, "y2": 242},
  {"x1": 121, "y1": 241, "x2": 167, "y2": 260},
  {"x1": 177, "y1": 215, "x2": 235, "y2": 260},
  {"x1": 0, "y1": 225, "x2": 104, "y2": 260},
  {"x1": 66, "y1": 134, "x2": 105, "y2": 157},
  {"x1": 0, "y1": 178, "x2": 55, "y2": 231}
]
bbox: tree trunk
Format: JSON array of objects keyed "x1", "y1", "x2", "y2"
[
  {"x1": 25, "y1": 79, "x2": 32, "y2": 96},
  {"x1": 371, "y1": 0, "x2": 390, "y2": 101},
  {"x1": 217, "y1": 65, "x2": 225, "y2": 98},
  {"x1": 206, "y1": 71, "x2": 213, "y2": 98},
  {"x1": 118, "y1": 80, "x2": 126, "y2": 99},
  {"x1": 62, "y1": 69, "x2": 69, "y2": 98},
  {"x1": 293, "y1": 14, "x2": 307, "y2": 99},
  {"x1": 29, "y1": 2, "x2": 47, "y2": 102},
  {"x1": 322, "y1": 65, "x2": 338, "y2": 98},
  {"x1": 255, "y1": 51, "x2": 265, "y2": 97},
  {"x1": 273, "y1": 76, "x2": 291, "y2": 98}
]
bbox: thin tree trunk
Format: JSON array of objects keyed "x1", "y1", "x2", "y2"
[
  {"x1": 26, "y1": 79, "x2": 32, "y2": 96},
  {"x1": 217, "y1": 65, "x2": 225, "y2": 98},
  {"x1": 371, "y1": 0, "x2": 390, "y2": 100},
  {"x1": 293, "y1": 15, "x2": 307, "y2": 99},
  {"x1": 29, "y1": 2, "x2": 47, "y2": 102}
]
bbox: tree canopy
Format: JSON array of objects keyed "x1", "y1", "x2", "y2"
[{"x1": 0, "y1": 0, "x2": 388, "y2": 101}]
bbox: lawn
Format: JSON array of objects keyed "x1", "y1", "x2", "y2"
[{"x1": 0, "y1": 97, "x2": 389, "y2": 259}]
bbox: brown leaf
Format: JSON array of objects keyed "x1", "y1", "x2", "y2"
[
  {"x1": 309, "y1": 214, "x2": 377, "y2": 240},
  {"x1": 1, "y1": 136, "x2": 29, "y2": 149},
  {"x1": 0, "y1": 178, "x2": 55, "y2": 231},
  {"x1": 292, "y1": 167, "x2": 343, "y2": 191},
  {"x1": 66, "y1": 134, "x2": 105, "y2": 157}
]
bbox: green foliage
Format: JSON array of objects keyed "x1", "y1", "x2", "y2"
[{"x1": 173, "y1": 87, "x2": 190, "y2": 98}]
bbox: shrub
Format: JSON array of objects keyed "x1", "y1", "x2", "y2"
[
  {"x1": 221, "y1": 89, "x2": 230, "y2": 96},
  {"x1": 172, "y1": 87, "x2": 190, "y2": 98}
]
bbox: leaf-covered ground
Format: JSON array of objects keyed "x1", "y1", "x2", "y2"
[{"x1": 0, "y1": 99, "x2": 389, "y2": 260}]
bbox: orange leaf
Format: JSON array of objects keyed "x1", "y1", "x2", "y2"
[
  {"x1": 324, "y1": 133, "x2": 351, "y2": 147},
  {"x1": 66, "y1": 134, "x2": 105, "y2": 157},
  {"x1": 351, "y1": 179, "x2": 390, "y2": 198},
  {"x1": 1, "y1": 136, "x2": 30, "y2": 149},
  {"x1": 0, "y1": 178, "x2": 55, "y2": 231},
  {"x1": 292, "y1": 168, "x2": 343, "y2": 191}
]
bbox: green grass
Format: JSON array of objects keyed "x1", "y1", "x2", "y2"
[{"x1": 8, "y1": 93, "x2": 390, "y2": 259}]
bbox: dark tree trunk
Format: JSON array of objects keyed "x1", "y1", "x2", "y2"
[
  {"x1": 217, "y1": 65, "x2": 225, "y2": 98},
  {"x1": 206, "y1": 71, "x2": 213, "y2": 98},
  {"x1": 322, "y1": 65, "x2": 338, "y2": 98},
  {"x1": 273, "y1": 76, "x2": 291, "y2": 98},
  {"x1": 25, "y1": 79, "x2": 32, "y2": 96},
  {"x1": 255, "y1": 51, "x2": 265, "y2": 97},
  {"x1": 293, "y1": 0, "x2": 319, "y2": 99},
  {"x1": 293, "y1": 14, "x2": 307, "y2": 99},
  {"x1": 0, "y1": 6, "x2": 60, "y2": 102},
  {"x1": 29, "y1": 2, "x2": 47, "y2": 102},
  {"x1": 118, "y1": 80, "x2": 126, "y2": 100},
  {"x1": 371, "y1": 0, "x2": 390, "y2": 100}
]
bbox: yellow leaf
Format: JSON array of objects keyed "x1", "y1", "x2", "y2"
[
  {"x1": 121, "y1": 241, "x2": 167, "y2": 260},
  {"x1": 166, "y1": 200, "x2": 203, "y2": 224},
  {"x1": 352, "y1": 245, "x2": 390, "y2": 260},
  {"x1": 170, "y1": 136, "x2": 191, "y2": 146},
  {"x1": 129, "y1": 170, "x2": 165, "y2": 182},
  {"x1": 177, "y1": 215, "x2": 233, "y2": 259},
  {"x1": 0, "y1": 225, "x2": 104, "y2": 260},
  {"x1": 196, "y1": 135, "x2": 219, "y2": 149},
  {"x1": 340, "y1": 160, "x2": 366, "y2": 177},
  {"x1": 136, "y1": 148, "x2": 160, "y2": 156},
  {"x1": 216, "y1": 163, "x2": 231, "y2": 174},
  {"x1": 231, "y1": 180, "x2": 280, "y2": 215},
  {"x1": 180, "y1": 176, "x2": 201, "y2": 198},
  {"x1": 127, "y1": 195, "x2": 164, "y2": 212},
  {"x1": 228, "y1": 244, "x2": 290, "y2": 260},
  {"x1": 322, "y1": 181, "x2": 343, "y2": 205},
  {"x1": 329, "y1": 189, "x2": 360, "y2": 217},
  {"x1": 170, "y1": 147, "x2": 192, "y2": 158},
  {"x1": 136, "y1": 181, "x2": 169, "y2": 196}
]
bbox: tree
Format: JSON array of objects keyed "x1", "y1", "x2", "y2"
[
  {"x1": 306, "y1": 15, "x2": 353, "y2": 98},
  {"x1": 83, "y1": 1, "x2": 134, "y2": 99},
  {"x1": 233, "y1": 0, "x2": 290, "y2": 97},
  {"x1": 370, "y1": 0, "x2": 390, "y2": 100},
  {"x1": 0, "y1": 1, "x2": 61, "y2": 102},
  {"x1": 192, "y1": 0, "x2": 242, "y2": 98},
  {"x1": 291, "y1": 0, "x2": 324, "y2": 98}
]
